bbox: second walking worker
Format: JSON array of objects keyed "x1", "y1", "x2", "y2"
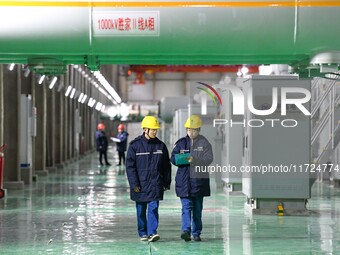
[{"x1": 171, "y1": 114, "x2": 213, "y2": 242}]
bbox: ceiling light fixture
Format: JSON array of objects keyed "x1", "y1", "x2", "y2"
[
  {"x1": 93, "y1": 71, "x2": 122, "y2": 104},
  {"x1": 65, "y1": 86, "x2": 72, "y2": 97},
  {"x1": 38, "y1": 75, "x2": 45, "y2": 84},
  {"x1": 49, "y1": 77, "x2": 58, "y2": 89}
]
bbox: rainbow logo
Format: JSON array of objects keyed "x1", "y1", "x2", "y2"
[{"x1": 196, "y1": 82, "x2": 222, "y2": 106}]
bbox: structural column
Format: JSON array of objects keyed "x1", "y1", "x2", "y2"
[
  {"x1": 54, "y1": 84, "x2": 63, "y2": 166},
  {"x1": 30, "y1": 73, "x2": 36, "y2": 176},
  {"x1": 68, "y1": 67, "x2": 75, "y2": 159},
  {"x1": 86, "y1": 101, "x2": 93, "y2": 152},
  {"x1": 20, "y1": 68, "x2": 33, "y2": 184},
  {"x1": 79, "y1": 75, "x2": 85, "y2": 155},
  {"x1": 61, "y1": 75, "x2": 67, "y2": 162},
  {"x1": 3, "y1": 65, "x2": 23, "y2": 188},
  {"x1": 34, "y1": 78, "x2": 47, "y2": 172},
  {"x1": 85, "y1": 76, "x2": 93, "y2": 151},
  {"x1": 63, "y1": 74, "x2": 70, "y2": 161},
  {"x1": 46, "y1": 83, "x2": 55, "y2": 167},
  {"x1": 0, "y1": 65, "x2": 3, "y2": 148}
]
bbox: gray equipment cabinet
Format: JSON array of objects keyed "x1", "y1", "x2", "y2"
[{"x1": 241, "y1": 75, "x2": 311, "y2": 215}]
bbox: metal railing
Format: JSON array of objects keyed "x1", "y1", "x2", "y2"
[{"x1": 311, "y1": 73, "x2": 340, "y2": 164}]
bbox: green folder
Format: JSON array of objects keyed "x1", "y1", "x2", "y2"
[{"x1": 175, "y1": 153, "x2": 191, "y2": 165}]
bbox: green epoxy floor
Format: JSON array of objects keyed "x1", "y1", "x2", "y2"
[{"x1": 1, "y1": 150, "x2": 340, "y2": 254}]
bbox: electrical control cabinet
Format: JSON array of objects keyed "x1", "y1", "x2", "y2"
[
  {"x1": 219, "y1": 80, "x2": 244, "y2": 191},
  {"x1": 240, "y1": 75, "x2": 311, "y2": 213}
]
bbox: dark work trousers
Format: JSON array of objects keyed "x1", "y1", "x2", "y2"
[
  {"x1": 180, "y1": 196, "x2": 204, "y2": 238},
  {"x1": 118, "y1": 151, "x2": 126, "y2": 165},
  {"x1": 99, "y1": 149, "x2": 109, "y2": 165},
  {"x1": 136, "y1": 201, "x2": 159, "y2": 237}
]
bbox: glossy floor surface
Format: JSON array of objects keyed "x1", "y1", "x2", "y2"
[{"x1": 1, "y1": 149, "x2": 340, "y2": 254}]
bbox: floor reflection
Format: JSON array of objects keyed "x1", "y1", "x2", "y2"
[{"x1": 1, "y1": 152, "x2": 340, "y2": 254}]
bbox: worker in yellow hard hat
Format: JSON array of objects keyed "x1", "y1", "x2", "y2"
[
  {"x1": 140, "y1": 115, "x2": 160, "y2": 139},
  {"x1": 170, "y1": 114, "x2": 213, "y2": 242},
  {"x1": 126, "y1": 116, "x2": 171, "y2": 242}
]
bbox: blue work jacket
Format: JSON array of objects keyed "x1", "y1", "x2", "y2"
[
  {"x1": 171, "y1": 135, "x2": 213, "y2": 198},
  {"x1": 96, "y1": 131, "x2": 108, "y2": 151},
  {"x1": 126, "y1": 134, "x2": 172, "y2": 202},
  {"x1": 116, "y1": 131, "x2": 128, "y2": 152}
]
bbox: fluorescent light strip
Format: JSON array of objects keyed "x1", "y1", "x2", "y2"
[
  {"x1": 88, "y1": 97, "x2": 93, "y2": 106},
  {"x1": 90, "y1": 99, "x2": 96, "y2": 107},
  {"x1": 38, "y1": 75, "x2": 45, "y2": 84},
  {"x1": 93, "y1": 71, "x2": 122, "y2": 103},
  {"x1": 81, "y1": 95, "x2": 87, "y2": 104},
  {"x1": 98, "y1": 87, "x2": 108, "y2": 96},
  {"x1": 23, "y1": 68, "x2": 30, "y2": 77},
  {"x1": 78, "y1": 93, "x2": 84, "y2": 102},
  {"x1": 70, "y1": 88, "x2": 76, "y2": 99},
  {"x1": 49, "y1": 77, "x2": 57, "y2": 89},
  {"x1": 8, "y1": 63, "x2": 15, "y2": 71},
  {"x1": 95, "y1": 102, "x2": 102, "y2": 111},
  {"x1": 65, "y1": 86, "x2": 72, "y2": 97},
  {"x1": 69, "y1": 67, "x2": 118, "y2": 106}
]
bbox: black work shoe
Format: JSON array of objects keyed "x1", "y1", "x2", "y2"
[
  {"x1": 140, "y1": 235, "x2": 148, "y2": 241},
  {"x1": 193, "y1": 236, "x2": 201, "y2": 242},
  {"x1": 181, "y1": 231, "x2": 191, "y2": 241},
  {"x1": 105, "y1": 163, "x2": 111, "y2": 166},
  {"x1": 148, "y1": 234, "x2": 160, "y2": 242}
]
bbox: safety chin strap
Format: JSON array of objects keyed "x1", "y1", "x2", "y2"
[
  {"x1": 187, "y1": 128, "x2": 200, "y2": 145},
  {"x1": 144, "y1": 128, "x2": 152, "y2": 139}
]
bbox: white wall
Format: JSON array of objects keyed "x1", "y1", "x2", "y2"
[
  {"x1": 127, "y1": 82, "x2": 153, "y2": 102},
  {"x1": 127, "y1": 72, "x2": 223, "y2": 103},
  {"x1": 155, "y1": 80, "x2": 185, "y2": 100}
]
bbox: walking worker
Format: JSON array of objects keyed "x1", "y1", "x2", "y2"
[
  {"x1": 96, "y1": 123, "x2": 111, "y2": 166},
  {"x1": 170, "y1": 115, "x2": 213, "y2": 242},
  {"x1": 116, "y1": 123, "x2": 128, "y2": 166},
  {"x1": 126, "y1": 116, "x2": 172, "y2": 242}
]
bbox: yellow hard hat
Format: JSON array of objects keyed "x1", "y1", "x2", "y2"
[
  {"x1": 185, "y1": 115, "x2": 202, "y2": 129},
  {"x1": 141, "y1": 116, "x2": 160, "y2": 129}
]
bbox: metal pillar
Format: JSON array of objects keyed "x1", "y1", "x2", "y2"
[
  {"x1": 3, "y1": 65, "x2": 24, "y2": 189},
  {"x1": 54, "y1": 86, "x2": 63, "y2": 167},
  {"x1": 0, "y1": 65, "x2": 3, "y2": 148},
  {"x1": 34, "y1": 77, "x2": 47, "y2": 174},
  {"x1": 46, "y1": 83, "x2": 55, "y2": 168}
]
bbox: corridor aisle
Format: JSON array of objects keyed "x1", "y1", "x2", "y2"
[{"x1": 1, "y1": 150, "x2": 340, "y2": 254}]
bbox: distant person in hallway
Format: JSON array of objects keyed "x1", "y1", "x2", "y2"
[
  {"x1": 115, "y1": 123, "x2": 128, "y2": 166},
  {"x1": 126, "y1": 116, "x2": 171, "y2": 242},
  {"x1": 96, "y1": 123, "x2": 111, "y2": 166},
  {"x1": 171, "y1": 115, "x2": 213, "y2": 242}
]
